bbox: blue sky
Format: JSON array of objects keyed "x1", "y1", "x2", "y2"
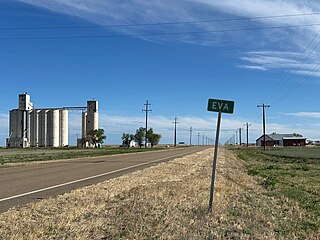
[{"x1": 1, "y1": 0, "x2": 320, "y2": 145}]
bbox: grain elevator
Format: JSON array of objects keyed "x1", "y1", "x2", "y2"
[{"x1": 7, "y1": 93, "x2": 99, "y2": 148}]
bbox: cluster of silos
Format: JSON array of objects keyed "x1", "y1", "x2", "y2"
[
  {"x1": 7, "y1": 93, "x2": 69, "y2": 148},
  {"x1": 8, "y1": 93, "x2": 98, "y2": 148},
  {"x1": 30, "y1": 109, "x2": 69, "y2": 147}
]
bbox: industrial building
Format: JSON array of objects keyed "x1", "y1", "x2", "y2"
[{"x1": 7, "y1": 93, "x2": 98, "y2": 148}]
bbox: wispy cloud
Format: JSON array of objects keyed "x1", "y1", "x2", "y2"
[
  {"x1": 238, "y1": 50, "x2": 320, "y2": 79},
  {"x1": 237, "y1": 65, "x2": 267, "y2": 71},
  {"x1": 285, "y1": 112, "x2": 320, "y2": 118},
  {"x1": 18, "y1": 0, "x2": 320, "y2": 77},
  {"x1": 17, "y1": 1, "x2": 320, "y2": 44}
]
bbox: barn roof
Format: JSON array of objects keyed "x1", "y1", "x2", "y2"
[
  {"x1": 268, "y1": 133, "x2": 296, "y2": 141},
  {"x1": 256, "y1": 133, "x2": 304, "y2": 141}
]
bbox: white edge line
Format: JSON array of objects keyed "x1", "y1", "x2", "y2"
[{"x1": 0, "y1": 152, "x2": 192, "y2": 202}]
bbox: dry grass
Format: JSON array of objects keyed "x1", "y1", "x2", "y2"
[{"x1": 0, "y1": 147, "x2": 318, "y2": 239}]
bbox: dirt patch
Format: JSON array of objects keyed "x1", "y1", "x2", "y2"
[{"x1": 0, "y1": 147, "x2": 317, "y2": 239}]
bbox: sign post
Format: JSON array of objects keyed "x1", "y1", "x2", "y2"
[{"x1": 207, "y1": 98, "x2": 234, "y2": 212}]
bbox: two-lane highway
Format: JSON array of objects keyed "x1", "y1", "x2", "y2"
[{"x1": 0, "y1": 146, "x2": 209, "y2": 212}]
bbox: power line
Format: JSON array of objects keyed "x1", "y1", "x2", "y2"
[
  {"x1": 262, "y1": 29, "x2": 320, "y2": 105},
  {"x1": 2, "y1": 23, "x2": 320, "y2": 41},
  {"x1": 2, "y1": 12, "x2": 320, "y2": 31},
  {"x1": 247, "y1": 28, "x2": 320, "y2": 126},
  {"x1": 272, "y1": 61, "x2": 320, "y2": 107}
]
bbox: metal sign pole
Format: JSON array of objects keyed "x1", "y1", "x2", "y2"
[{"x1": 208, "y1": 111, "x2": 222, "y2": 212}]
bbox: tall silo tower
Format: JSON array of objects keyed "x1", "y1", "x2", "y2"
[
  {"x1": 19, "y1": 93, "x2": 33, "y2": 111},
  {"x1": 86, "y1": 100, "x2": 98, "y2": 136},
  {"x1": 7, "y1": 93, "x2": 33, "y2": 148}
]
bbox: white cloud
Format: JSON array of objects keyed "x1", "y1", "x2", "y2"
[
  {"x1": 18, "y1": 0, "x2": 320, "y2": 77},
  {"x1": 238, "y1": 65, "x2": 267, "y2": 71},
  {"x1": 285, "y1": 112, "x2": 320, "y2": 118}
]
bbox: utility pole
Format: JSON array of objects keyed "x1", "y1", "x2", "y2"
[
  {"x1": 197, "y1": 132, "x2": 200, "y2": 146},
  {"x1": 239, "y1": 128, "x2": 242, "y2": 146},
  {"x1": 202, "y1": 134, "x2": 205, "y2": 145},
  {"x1": 235, "y1": 130, "x2": 238, "y2": 144},
  {"x1": 189, "y1": 127, "x2": 193, "y2": 146},
  {"x1": 172, "y1": 116, "x2": 179, "y2": 147},
  {"x1": 206, "y1": 136, "x2": 208, "y2": 145},
  {"x1": 142, "y1": 99, "x2": 152, "y2": 148},
  {"x1": 257, "y1": 104, "x2": 270, "y2": 150},
  {"x1": 244, "y1": 123, "x2": 251, "y2": 147}
]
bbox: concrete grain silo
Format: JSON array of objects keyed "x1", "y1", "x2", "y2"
[
  {"x1": 47, "y1": 109, "x2": 60, "y2": 147},
  {"x1": 86, "y1": 100, "x2": 98, "y2": 135},
  {"x1": 82, "y1": 111, "x2": 87, "y2": 139},
  {"x1": 8, "y1": 93, "x2": 90, "y2": 148},
  {"x1": 38, "y1": 109, "x2": 48, "y2": 147},
  {"x1": 59, "y1": 109, "x2": 68, "y2": 147},
  {"x1": 30, "y1": 110, "x2": 39, "y2": 147},
  {"x1": 8, "y1": 109, "x2": 21, "y2": 147}
]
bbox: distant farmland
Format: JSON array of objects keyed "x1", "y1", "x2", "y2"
[{"x1": 262, "y1": 147, "x2": 320, "y2": 159}]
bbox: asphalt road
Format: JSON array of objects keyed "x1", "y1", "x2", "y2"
[{"x1": 0, "y1": 146, "x2": 209, "y2": 213}]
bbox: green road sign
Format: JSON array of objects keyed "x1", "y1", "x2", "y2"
[{"x1": 207, "y1": 99, "x2": 234, "y2": 114}]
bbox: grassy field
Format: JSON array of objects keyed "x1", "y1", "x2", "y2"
[
  {"x1": 230, "y1": 146, "x2": 320, "y2": 237},
  {"x1": 0, "y1": 146, "x2": 167, "y2": 166},
  {"x1": 262, "y1": 147, "x2": 320, "y2": 159},
  {"x1": 0, "y1": 147, "x2": 319, "y2": 239}
]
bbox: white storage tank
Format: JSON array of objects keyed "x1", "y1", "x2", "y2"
[
  {"x1": 59, "y1": 109, "x2": 68, "y2": 147},
  {"x1": 47, "y1": 109, "x2": 60, "y2": 147},
  {"x1": 8, "y1": 109, "x2": 22, "y2": 147},
  {"x1": 30, "y1": 110, "x2": 39, "y2": 147},
  {"x1": 39, "y1": 109, "x2": 48, "y2": 147},
  {"x1": 9, "y1": 110, "x2": 19, "y2": 140},
  {"x1": 82, "y1": 111, "x2": 87, "y2": 139}
]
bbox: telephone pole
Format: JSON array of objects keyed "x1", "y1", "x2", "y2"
[
  {"x1": 202, "y1": 134, "x2": 205, "y2": 145},
  {"x1": 197, "y1": 132, "x2": 200, "y2": 146},
  {"x1": 172, "y1": 116, "x2": 179, "y2": 147},
  {"x1": 142, "y1": 99, "x2": 152, "y2": 148},
  {"x1": 189, "y1": 127, "x2": 193, "y2": 146},
  {"x1": 238, "y1": 128, "x2": 242, "y2": 146},
  {"x1": 244, "y1": 123, "x2": 251, "y2": 147},
  {"x1": 257, "y1": 104, "x2": 270, "y2": 150},
  {"x1": 235, "y1": 130, "x2": 238, "y2": 144}
]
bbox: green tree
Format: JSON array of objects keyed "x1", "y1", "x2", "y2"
[
  {"x1": 80, "y1": 137, "x2": 86, "y2": 147},
  {"x1": 146, "y1": 128, "x2": 161, "y2": 148},
  {"x1": 87, "y1": 128, "x2": 106, "y2": 148},
  {"x1": 122, "y1": 133, "x2": 135, "y2": 148},
  {"x1": 135, "y1": 127, "x2": 145, "y2": 148}
]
